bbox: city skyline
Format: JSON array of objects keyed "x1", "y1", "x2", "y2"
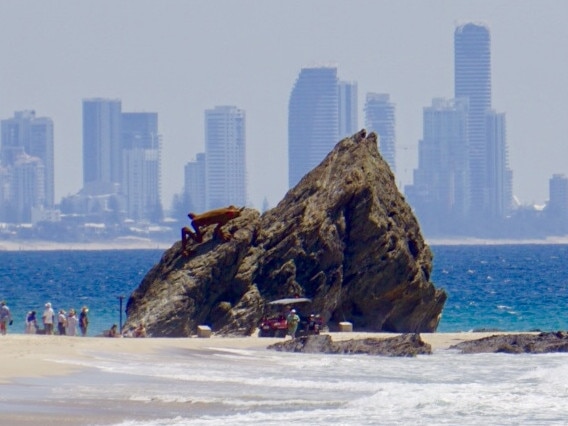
[{"x1": 1, "y1": 2, "x2": 567, "y2": 210}]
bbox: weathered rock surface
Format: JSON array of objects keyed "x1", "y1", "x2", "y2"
[
  {"x1": 125, "y1": 130, "x2": 447, "y2": 337},
  {"x1": 267, "y1": 333, "x2": 432, "y2": 357},
  {"x1": 450, "y1": 332, "x2": 568, "y2": 354}
]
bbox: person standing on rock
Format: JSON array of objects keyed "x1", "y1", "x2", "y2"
[{"x1": 287, "y1": 309, "x2": 300, "y2": 338}]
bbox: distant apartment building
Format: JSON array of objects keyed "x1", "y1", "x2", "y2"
[
  {"x1": 204, "y1": 106, "x2": 247, "y2": 209},
  {"x1": 548, "y1": 174, "x2": 568, "y2": 220},
  {"x1": 82, "y1": 98, "x2": 123, "y2": 196},
  {"x1": 455, "y1": 23, "x2": 492, "y2": 219},
  {"x1": 364, "y1": 93, "x2": 396, "y2": 173},
  {"x1": 61, "y1": 99, "x2": 162, "y2": 223},
  {"x1": 288, "y1": 65, "x2": 358, "y2": 188},
  {"x1": 486, "y1": 111, "x2": 513, "y2": 219},
  {"x1": 405, "y1": 98, "x2": 469, "y2": 234},
  {"x1": 338, "y1": 81, "x2": 358, "y2": 139},
  {"x1": 405, "y1": 23, "x2": 512, "y2": 237},
  {"x1": 121, "y1": 112, "x2": 162, "y2": 221},
  {"x1": 10, "y1": 154, "x2": 45, "y2": 223},
  {"x1": 184, "y1": 153, "x2": 206, "y2": 214},
  {"x1": 454, "y1": 22, "x2": 511, "y2": 227},
  {"x1": 0, "y1": 110, "x2": 54, "y2": 223}
]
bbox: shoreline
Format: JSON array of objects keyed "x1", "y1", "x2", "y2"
[
  {"x1": 1, "y1": 237, "x2": 568, "y2": 252},
  {"x1": 0, "y1": 331, "x2": 533, "y2": 384},
  {"x1": 0, "y1": 238, "x2": 173, "y2": 251}
]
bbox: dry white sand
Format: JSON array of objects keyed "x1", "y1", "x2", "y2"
[{"x1": 0, "y1": 331, "x2": 521, "y2": 384}]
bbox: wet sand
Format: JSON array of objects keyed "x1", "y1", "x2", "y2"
[{"x1": 0, "y1": 331, "x2": 522, "y2": 383}]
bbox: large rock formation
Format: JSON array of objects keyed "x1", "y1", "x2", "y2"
[{"x1": 125, "y1": 130, "x2": 447, "y2": 337}]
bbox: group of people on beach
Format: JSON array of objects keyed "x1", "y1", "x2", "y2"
[
  {"x1": 25, "y1": 303, "x2": 90, "y2": 336},
  {"x1": 106, "y1": 322, "x2": 147, "y2": 338},
  {"x1": 1, "y1": 299, "x2": 149, "y2": 338}
]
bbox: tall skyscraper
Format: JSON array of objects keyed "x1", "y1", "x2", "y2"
[
  {"x1": 453, "y1": 22, "x2": 512, "y2": 232},
  {"x1": 405, "y1": 98, "x2": 469, "y2": 234},
  {"x1": 204, "y1": 106, "x2": 247, "y2": 209},
  {"x1": 406, "y1": 23, "x2": 513, "y2": 236},
  {"x1": 364, "y1": 93, "x2": 396, "y2": 173},
  {"x1": 338, "y1": 81, "x2": 358, "y2": 139},
  {"x1": 288, "y1": 66, "x2": 339, "y2": 188},
  {"x1": 454, "y1": 23, "x2": 492, "y2": 219},
  {"x1": 82, "y1": 98, "x2": 122, "y2": 195},
  {"x1": 121, "y1": 113, "x2": 162, "y2": 221},
  {"x1": 486, "y1": 111, "x2": 512, "y2": 219}
]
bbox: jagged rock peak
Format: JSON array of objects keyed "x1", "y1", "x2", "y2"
[{"x1": 125, "y1": 130, "x2": 447, "y2": 337}]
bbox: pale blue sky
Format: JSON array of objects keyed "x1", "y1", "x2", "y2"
[{"x1": 1, "y1": 1, "x2": 566, "y2": 209}]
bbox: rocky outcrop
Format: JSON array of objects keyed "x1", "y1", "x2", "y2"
[
  {"x1": 267, "y1": 334, "x2": 432, "y2": 357},
  {"x1": 450, "y1": 332, "x2": 568, "y2": 354},
  {"x1": 125, "y1": 130, "x2": 447, "y2": 337}
]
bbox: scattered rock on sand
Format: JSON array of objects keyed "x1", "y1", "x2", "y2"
[
  {"x1": 450, "y1": 331, "x2": 568, "y2": 354},
  {"x1": 267, "y1": 333, "x2": 432, "y2": 357}
]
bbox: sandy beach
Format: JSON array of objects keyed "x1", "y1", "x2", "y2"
[
  {"x1": 0, "y1": 331, "x2": 515, "y2": 384},
  {"x1": 0, "y1": 331, "x2": 552, "y2": 426}
]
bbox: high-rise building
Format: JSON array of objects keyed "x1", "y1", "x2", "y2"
[
  {"x1": 121, "y1": 112, "x2": 162, "y2": 221},
  {"x1": 486, "y1": 111, "x2": 512, "y2": 218},
  {"x1": 548, "y1": 174, "x2": 568, "y2": 221},
  {"x1": 82, "y1": 98, "x2": 122, "y2": 195},
  {"x1": 0, "y1": 111, "x2": 54, "y2": 208},
  {"x1": 338, "y1": 81, "x2": 358, "y2": 139},
  {"x1": 405, "y1": 98, "x2": 469, "y2": 234},
  {"x1": 204, "y1": 106, "x2": 247, "y2": 209},
  {"x1": 364, "y1": 93, "x2": 396, "y2": 173},
  {"x1": 455, "y1": 23, "x2": 492, "y2": 219},
  {"x1": 184, "y1": 153, "x2": 206, "y2": 214},
  {"x1": 10, "y1": 154, "x2": 45, "y2": 223},
  {"x1": 453, "y1": 22, "x2": 512, "y2": 232},
  {"x1": 288, "y1": 66, "x2": 339, "y2": 188}
]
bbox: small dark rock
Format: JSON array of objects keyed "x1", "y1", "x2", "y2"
[
  {"x1": 268, "y1": 333, "x2": 432, "y2": 357},
  {"x1": 450, "y1": 332, "x2": 568, "y2": 354}
]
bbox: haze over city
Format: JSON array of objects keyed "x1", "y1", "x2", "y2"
[{"x1": 1, "y1": 1, "x2": 567, "y2": 210}]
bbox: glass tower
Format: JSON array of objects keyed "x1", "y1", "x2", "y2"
[
  {"x1": 82, "y1": 98, "x2": 122, "y2": 195},
  {"x1": 364, "y1": 93, "x2": 396, "y2": 173},
  {"x1": 454, "y1": 23, "x2": 492, "y2": 217},
  {"x1": 204, "y1": 106, "x2": 247, "y2": 210},
  {"x1": 288, "y1": 66, "x2": 339, "y2": 188},
  {"x1": 121, "y1": 112, "x2": 162, "y2": 221}
]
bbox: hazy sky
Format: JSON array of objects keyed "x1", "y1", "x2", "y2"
[{"x1": 1, "y1": 1, "x2": 567, "y2": 210}]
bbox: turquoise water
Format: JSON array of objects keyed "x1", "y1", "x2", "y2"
[
  {"x1": 433, "y1": 244, "x2": 568, "y2": 332},
  {"x1": 1, "y1": 245, "x2": 567, "y2": 335}
]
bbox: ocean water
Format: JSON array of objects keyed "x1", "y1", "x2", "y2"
[
  {"x1": 2, "y1": 245, "x2": 568, "y2": 424},
  {"x1": 1, "y1": 244, "x2": 568, "y2": 335}
]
